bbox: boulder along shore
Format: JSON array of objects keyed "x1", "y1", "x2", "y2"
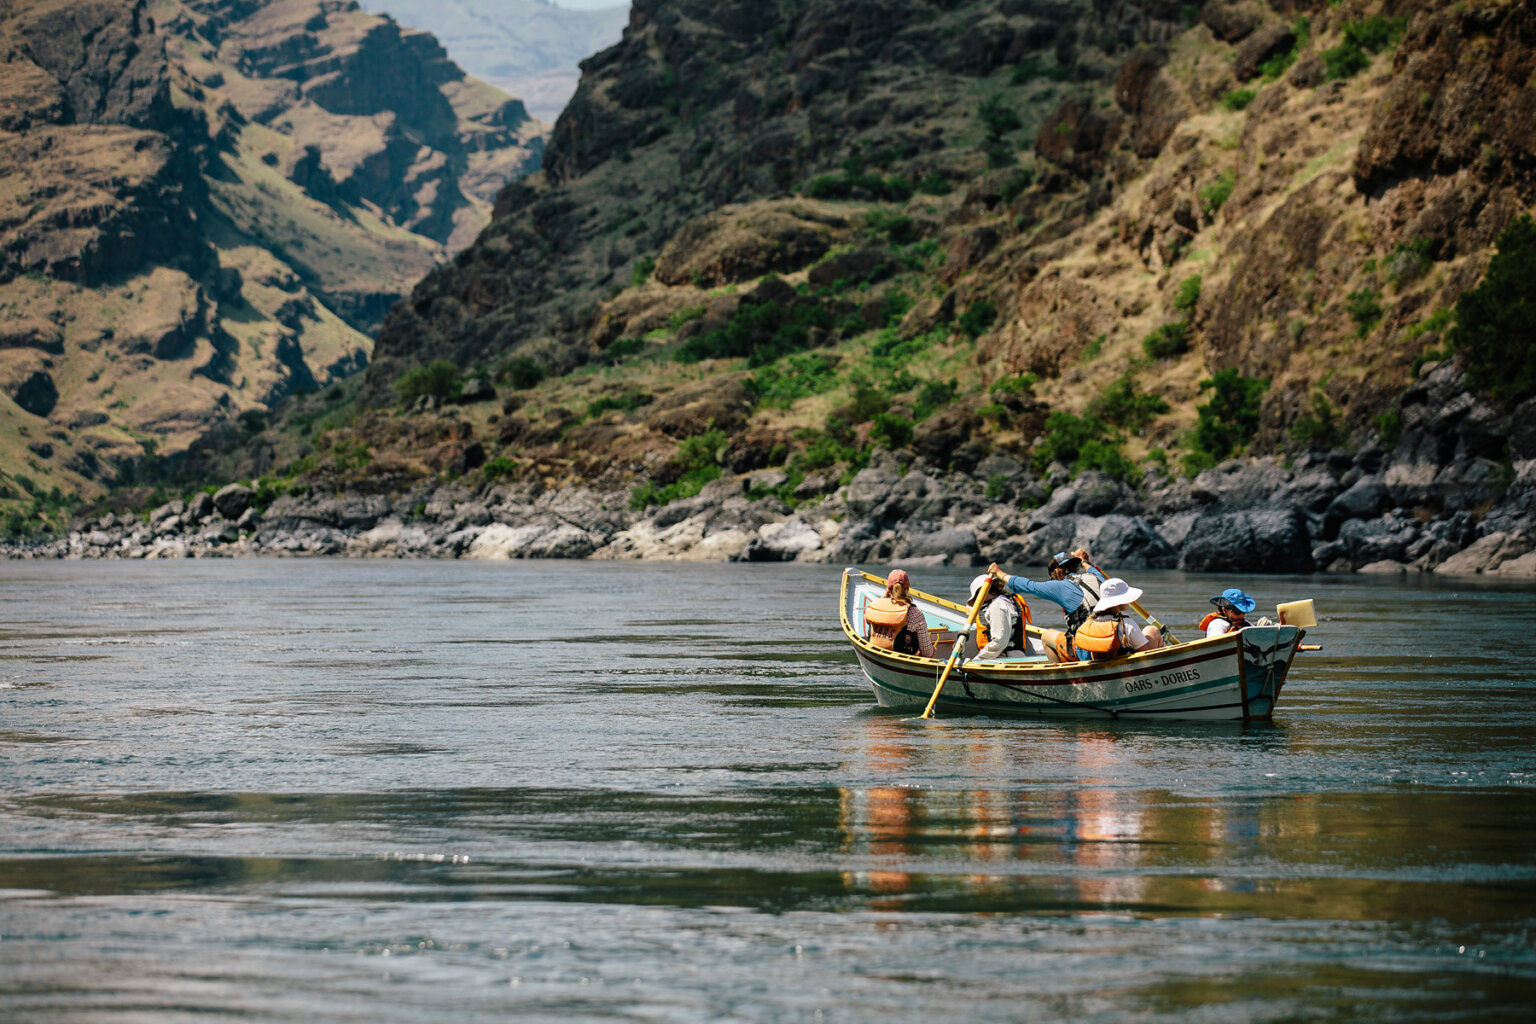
[{"x1": 8, "y1": 363, "x2": 1536, "y2": 577}]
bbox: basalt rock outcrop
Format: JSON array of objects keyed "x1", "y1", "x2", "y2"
[{"x1": 19, "y1": 354, "x2": 1533, "y2": 580}]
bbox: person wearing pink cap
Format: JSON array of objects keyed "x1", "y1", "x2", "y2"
[{"x1": 882, "y1": 569, "x2": 936, "y2": 657}]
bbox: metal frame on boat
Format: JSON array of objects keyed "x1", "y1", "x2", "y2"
[{"x1": 839, "y1": 568, "x2": 1305, "y2": 721}]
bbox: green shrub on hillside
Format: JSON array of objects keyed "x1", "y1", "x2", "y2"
[
  {"x1": 633, "y1": 255, "x2": 656, "y2": 285},
  {"x1": 1199, "y1": 170, "x2": 1236, "y2": 214},
  {"x1": 481, "y1": 456, "x2": 516, "y2": 482},
  {"x1": 870, "y1": 411, "x2": 914, "y2": 449},
  {"x1": 1001, "y1": 168, "x2": 1035, "y2": 202},
  {"x1": 1450, "y1": 214, "x2": 1536, "y2": 405},
  {"x1": 914, "y1": 378, "x2": 958, "y2": 420},
  {"x1": 917, "y1": 173, "x2": 952, "y2": 196},
  {"x1": 746, "y1": 352, "x2": 840, "y2": 409},
  {"x1": 500, "y1": 356, "x2": 547, "y2": 390},
  {"x1": 1191, "y1": 369, "x2": 1269, "y2": 463},
  {"x1": 978, "y1": 95, "x2": 1022, "y2": 139},
  {"x1": 394, "y1": 360, "x2": 462, "y2": 404},
  {"x1": 629, "y1": 427, "x2": 727, "y2": 510},
  {"x1": 1010, "y1": 57, "x2": 1073, "y2": 85},
  {"x1": 1142, "y1": 321, "x2": 1189, "y2": 360},
  {"x1": 1091, "y1": 374, "x2": 1170, "y2": 431},
  {"x1": 1259, "y1": 16, "x2": 1311, "y2": 80},
  {"x1": 675, "y1": 296, "x2": 832, "y2": 366},
  {"x1": 1345, "y1": 287, "x2": 1383, "y2": 338},
  {"x1": 1221, "y1": 89, "x2": 1256, "y2": 111},
  {"x1": 1173, "y1": 274, "x2": 1202, "y2": 315},
  {"x1": 605, "y1": 337, "x2": 646, "y2": 360},
  {"x1": 804, "y1": 173, "x2": 914, "y2": 203},
  {"x1": 1323, "y1": 16, "x2": 1408, "y2": 80},
  {"x1": 865, "y1": 209, "x2": 919, "y2": 244},
  {"x1": 1031, "y1": 411, "x2": 1134, "y2": 479},
  {"x1": 1290, "y1": 387, "x2": 1348, "y2": 449},
  {"x1": 957, "y1": 299, "x2": 998, "y2": 339},
  {"x1": 586, "y1": 390, "x2": 652, "y2": 419},
  {"x1": 668, "y1": 305, "x2": 706, "y2": 329}
]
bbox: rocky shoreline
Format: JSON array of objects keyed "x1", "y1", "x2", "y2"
[{"x1": 7, "y1": 365, "x2": 1535, "y2": 577}]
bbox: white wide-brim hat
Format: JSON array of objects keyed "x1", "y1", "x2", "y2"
[{"x1": 1093, "y1": 577, "x2": 1142, "y2": 614}]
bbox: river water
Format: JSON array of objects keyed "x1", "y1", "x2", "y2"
[{"x1": 1, "y1": 560, "x2": 1533, "y2": 1022}]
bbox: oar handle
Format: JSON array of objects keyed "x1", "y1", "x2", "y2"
[
  {"x1": 921, "y1": 586, "x2": 989, "y2": 719},
  {"x1": 1130, "y1": 600, "x2": 1179, "y2": 645}
]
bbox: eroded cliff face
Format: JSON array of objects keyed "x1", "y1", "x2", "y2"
[
  {"x1": 0, "y1": 0, "x2": 545, "y2": 503},
  {"x1": 366, "y1": 0, "x2": 1191, "y2": 398},
  {"x1": 361, "y1": 0, "x2": 1532, "y2": 490}
]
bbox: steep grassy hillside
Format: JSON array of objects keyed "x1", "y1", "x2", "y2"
[
  {"x1": 0, "y1": 0, "x2": 545, "y2": 527},
  {"x1": 307, "y1": 0, "x2": 1529, "y2": 515}
]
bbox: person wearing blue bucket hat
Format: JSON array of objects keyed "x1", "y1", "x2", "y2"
[{"x1": 1202, "y1": 588, "x2": 1256, "y2": 638}]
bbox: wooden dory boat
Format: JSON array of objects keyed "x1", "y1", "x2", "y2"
[{"x1": 839, "y1": 568, "x2": 1306, "y2": 721}]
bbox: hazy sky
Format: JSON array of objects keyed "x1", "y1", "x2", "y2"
[{"x1": 553, "y1": 1, "x2": 628, "y2": 9}]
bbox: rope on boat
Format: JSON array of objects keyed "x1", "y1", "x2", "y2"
[{"x1": 985, "y1": 678, "x2": 1120, "y2": 719}]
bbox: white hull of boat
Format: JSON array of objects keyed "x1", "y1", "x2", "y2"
[{"x1": 840, "y1": 569, "x2": 1302, "y2": 721}]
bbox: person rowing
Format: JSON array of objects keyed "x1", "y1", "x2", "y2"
[
  {"x1": 986, "y1": 550, "x2": 1108, "y2": 663},
  {"x1": 968, "y1": 573, "x2": 1030, "y2": 660}
]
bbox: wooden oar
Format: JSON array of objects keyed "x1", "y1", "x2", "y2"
[
  {"x1": 920, "y1": 584, "x2": 989, "y2": 719},
  {"x1": 1129, "y1": 600, "x2": 1179, "y2": 645}
]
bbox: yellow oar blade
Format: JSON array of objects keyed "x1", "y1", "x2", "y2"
[{"x1": 921, "y1": 584, "x2": 989, "y2": 719}]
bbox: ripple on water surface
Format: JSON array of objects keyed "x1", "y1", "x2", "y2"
[{"x1": 0, "y1": 560, "x2": 1534, "y2": 1022}]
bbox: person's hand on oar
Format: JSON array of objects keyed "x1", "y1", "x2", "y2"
[{"x1": 920, "y1": 580, "x2": 989, "y2": 719}]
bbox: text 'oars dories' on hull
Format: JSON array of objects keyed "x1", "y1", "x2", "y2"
[{"x1": 839, "y1": 568, "x2": 1305, "y2": 722}]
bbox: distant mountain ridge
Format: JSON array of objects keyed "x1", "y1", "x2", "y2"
[
  {"x1": 0, "y1": 0, "x2": 546, "y2": 515},
  {"x1": 359, "y1": 0, "x2": 629, "y2": 122}
]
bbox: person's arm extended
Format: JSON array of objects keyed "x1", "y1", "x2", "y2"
[
  {"x1": 976, "y1": 603, "x2": 1011, "y2": 659},
  {"x1": 999, "y1": 575, "x2": 1080, "y2": 611}
]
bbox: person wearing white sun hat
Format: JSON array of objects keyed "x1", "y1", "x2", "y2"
[{"x1": 1070, "y1": 577, "x2": 1164, "y2": 662}]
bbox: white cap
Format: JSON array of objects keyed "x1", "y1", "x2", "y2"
[
  {"x1": 969, "y1": 574, "x2": 993, "y2": 603},
  {"x1": 1092, "y1": 577, "x2": 1143, "y2": 614}
]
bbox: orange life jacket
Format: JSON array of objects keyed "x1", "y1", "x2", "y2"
[
  {"x1": 977, "y1": 595, "x2": 1031, "y2": 651},
  {"x1": 1073, "y1": 614, "x2": 1124, "y2": 660},
  {"x1": 1199, "y1": 612, "x2": 1248, "y2": 635},
  {"x1": 864, "y1": 598, "x2": 910, "y2": 651}
]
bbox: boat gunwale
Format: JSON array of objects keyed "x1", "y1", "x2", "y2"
[{"x1": 839, "y1": 567, "x2": 1244, "y2": 680}]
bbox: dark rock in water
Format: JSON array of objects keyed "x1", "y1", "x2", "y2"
[
  {"x1": 1016, "y1": 513, "x2": 1175, "y2": 570},
  {"x1": 187, "y1": 492, "x2": 215, "y2": 522},
  {"x1": 1337, "y1": 516, "x2": 1418, "y2": 566},
  {"x1": 1273, "y1": 468, "x2": 1340, "y2": 514},
  {"x1": 737, "y1": 518, "x2": 822, "y2": 562},
  {"x1": 1324, "y1": 478, "x2": 1387, "y2": 530},
  {"x1": 1070, "y1": 472, "x2": 1136, "y2": 516},
  {"x1": 898, "y1": 528, "x2": 981, "y2": 566},
  {"x1": 1191, "y1": 460, "x2": 1291, "y2": 508},
  {"x1": 1180, "y1": 506, "x2": 1315, "y2": 573},
  {"x1": 213, "y1": 483, "x2": 252, "y2": 521}
]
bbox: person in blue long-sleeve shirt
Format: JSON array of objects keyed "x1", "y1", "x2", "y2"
[{"x1": 987, "y1": 549, "x2": 1112, "y2": 662}]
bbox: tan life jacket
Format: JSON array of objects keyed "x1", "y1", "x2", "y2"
[
  {"x1": 1073, "y1": 614, "x2": 1124, "y2": 660},
  {"x1": 864, "y1": 598, "x2": 910, "y2": 651},
  {"x1": 976, "y1": 595, "x2": 1031, "y2": 651}
]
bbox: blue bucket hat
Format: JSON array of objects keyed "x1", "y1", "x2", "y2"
[{"x1": 1210, "y1": 588, "x2": 1256, "y2": 614}]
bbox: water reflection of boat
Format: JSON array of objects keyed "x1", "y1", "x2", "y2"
[{"x1": 839, "y1": 568, "x2": 1304, "y2": 721}]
